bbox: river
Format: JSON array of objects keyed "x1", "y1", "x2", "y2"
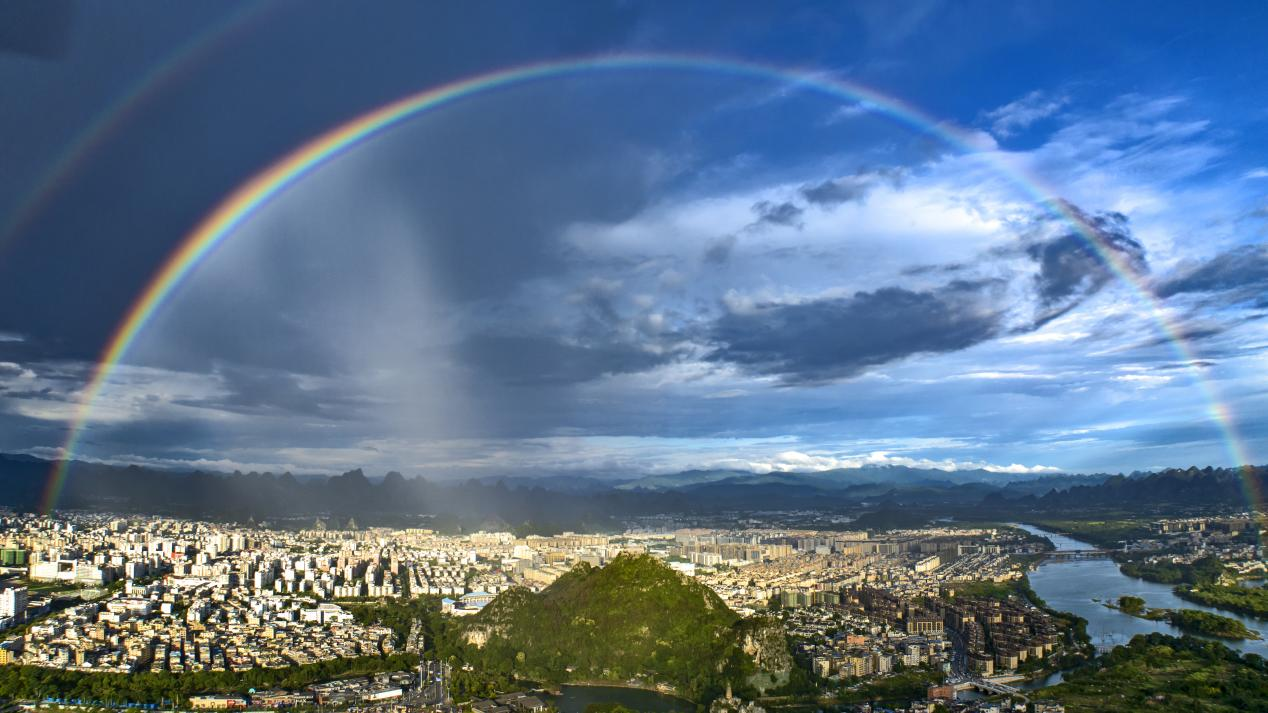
[
  {"x1": 554, "y1": 528, "x2": 1261, "y2": 704},
  {"x1": 549, "y1": 685, "x2": 696, "y2": 713},
  {"x1": 1014, "y1": 523, "x2": 1268, "y2": 658}
]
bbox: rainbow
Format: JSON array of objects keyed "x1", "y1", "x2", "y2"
[
  {"x1": 0, "y1": 2, "x2": 276, "y2": 255},
  {"x1": 42, "y1": 53, "x2": 1258, "y2": 514}
]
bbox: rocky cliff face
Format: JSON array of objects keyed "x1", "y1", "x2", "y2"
[
  {"x1": 737, "y1": 616, "x2": 793, "y2": 693},
  {"x1": 461, "y1": 586, "x2": 537, "y2": 648}
]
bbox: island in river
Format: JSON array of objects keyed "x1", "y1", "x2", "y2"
[
  {"x1": 1104, "y1": 597, "x2": 1261, "y2": 640},
  {"x1": 1013, "y1": 524, "x2": 1268, "y2": 658}
]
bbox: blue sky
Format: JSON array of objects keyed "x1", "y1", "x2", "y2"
[{"x1": 1, "y1": 1, "x2": 1267, "y2": 478}]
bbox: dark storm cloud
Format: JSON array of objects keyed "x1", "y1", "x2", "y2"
[
  {"x1": 751, "y1": 200, "x2": 804, "y2": 229},
  {"x1": 1025, "y1": 209, "x2": 1147, "y2": 327},
  {"x1": 708, "y1": 279, "x2": 1006, "y2": 383},
  {"x1": 70, "y1": 417, "x2": 218, "y2": 456},
  {"x1": 0, "y1": 1, "x2": 650, "y2": 369},
  {"x1": 1156, "y1": 244, "x2": 1268, "y2": 300},
  {"x1": 0, "y1": 363, "x2": 29, "y2": 378},
  {"x1": 799, "y1": 167, "x2": 904, "y2": 207},
  {"x1": 0, "y1": 0, "x2": 76, "y2": 59},
  {"x1": 703, "y1": 203, "x2": 1150, "y2": 385},
  {"x1": 901, "y1": 262, "x2": 968, "y2": 277},
  {"x1": 1153, "y1": 360, "x2": 1216, "y2": 370},
  {"x1": 170, "y1": 366, "x2": 369, "y2": 420},
  {"x1": 457, "y1": 334, "x2": 670, "y2": 387},
  {"x1": 704, "y1": 235, "x2": 738, "y2": 265},
  {"x1": 1125, "y1": 322, "x2": 1234, "y2": 350},
  {"x1": 0, "y1": 386, "x2": 57, "y2": 401},
  {"x1": 572, "y1": 279, "x2": 625, "y2": 340}
]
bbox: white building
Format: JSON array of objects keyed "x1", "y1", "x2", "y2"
[{"x1": 0, "y1": 586, "x2": 28, "y2": 620}]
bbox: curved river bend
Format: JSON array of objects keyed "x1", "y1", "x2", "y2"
[
  {"x1": 549, "y1": 528, "x2": 1264, "y2": 705},
  {"x1": 1015, "y1": 523, "x2": 1268, "y2": 658}
]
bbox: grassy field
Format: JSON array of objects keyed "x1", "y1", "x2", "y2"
[
  {"x1": 940, "y1": 579, "x2": 1021, "y2": 600},
  {"x1": 23, "y1": 579, "x2": 86, "y2": 596}
]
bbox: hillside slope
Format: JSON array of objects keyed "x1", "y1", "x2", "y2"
[{"x1": 456, "y1": 554, "x2": 790, "y2": 700}]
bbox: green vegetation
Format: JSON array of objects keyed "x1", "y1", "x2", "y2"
[
  {"x1": 22, "y1": 580, "x2": 89, "y2": 599},
  {"x1": 942, "y1": 579, "x2": 1018, "y2": 601},
  {"x1": 1166, "y1": 610, "x2": 1261, "y2": 641},
  {"x1": 343, "y1": 595, "x2": 439, "y2": 647},
  {"x1": 1114, "y1": 556, "x2": 1268, "y2": 623},
  {"x1": 1120, "y1": 555, "x2": 1226, "y2": 586},
  {"x1": 847, "y1": 508, "x2": 931, "y2": 532},
  {"x1": 1117, "y1": 596, "x2": 1145, "y2": 614},
  {"x1": 1028, "y1": 519, "x2": 1152, "y2": 549},
  {"x1": 1108, "y1": 598, "x2": 1260, "y2": 640},
  {"x1": 0, "y1": 653, "x2": 418, "y2": 706},
  {"x1": 1036, "y1": 633, "x2": 1268, "y2": 712},
  {"x1": 832, "y1": 668, "x2": 945, "y2": 706},
  {"x1": 583, "y1": 705, "x2": 639, "y2": 713},
  {"x1": 942, "y1": 573, "x2": 1052, "y2": 608},
  {"x1": 450, "y1": 554, "x2": 791, "y2": 702},
  {"x1": 1177, "y1": 583, "x2": 1268, "y2": 620}
]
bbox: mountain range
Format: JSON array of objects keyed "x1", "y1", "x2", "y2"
[{"x1": 1, "y1": 453, "x2": 1260, "y2": 531}]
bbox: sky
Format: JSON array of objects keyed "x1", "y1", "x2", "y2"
[{"x1": 2, "y1": 0, "x2": 1268, "y2": 479}]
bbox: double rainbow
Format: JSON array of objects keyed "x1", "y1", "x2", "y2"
[
  {"x1": 0, "y1": 3, "x2": 277, "y2": 255},
  {"x1": 41, "y1": 53, "x2": 1257, "y2": 514}
]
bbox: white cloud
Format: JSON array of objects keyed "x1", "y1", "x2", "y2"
[
  {"x1": 1243, "y1": 168, "x2": 1268, "y2": 180},
  {"x1": 1113, "y1": 373, "x2": 1174, "y2": 387},
  {"x1": 1001, "y1": 330, "x2": 1090, "y2": 345},
  {"x1": 822, "y1": 101, "x2": 876, "y2": 125},
  {"x1": 23, "y1": 447, "x2": 315, "y2": 475},
  {"x1": 711, "y1": 449, "x2": 1062, "y2": 474},
  {"x1": 984, "y1": 90, "x2": 1068, "y2": 138},
  {"x1": 954, "y1": 370, "x2": 1056, "y2": 381},
  {"x1": 0, "y1": 362, "x2": 36, "y2": 379}
]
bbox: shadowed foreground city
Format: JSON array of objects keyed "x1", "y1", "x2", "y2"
[{"x1": 2, "y1": 2, "x2": 1268, "y2": 712}]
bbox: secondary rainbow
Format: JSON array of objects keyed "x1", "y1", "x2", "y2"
[
  {"x1": 0, "y1": 2, "x2": 277, "y2": 255},
  {"x1": 42, "y1": 53, "x2": 1258, "y2": 514}
]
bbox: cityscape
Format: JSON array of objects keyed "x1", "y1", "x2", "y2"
[
  {"x1": 0, "y1": 506, "x2": 1260, "y2": 711},
  {"x1": 3, "y1": 2, "x2": 1268, "y2": 712}
]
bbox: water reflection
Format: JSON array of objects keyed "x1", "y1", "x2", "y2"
[
  {"x1": 1014, "y1": 524, "x2": 1268, "y2": 658},
  {"x1": 550, "y1": 686, "x2": 696, "y2": 713}
]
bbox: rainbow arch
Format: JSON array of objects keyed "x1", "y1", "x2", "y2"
[
  {"x1": 0, "y1": 2, "x2": 278, "y2": 256},
  {"x1": 42, "y1": 53, "x2": 1258, "y2": 514}
]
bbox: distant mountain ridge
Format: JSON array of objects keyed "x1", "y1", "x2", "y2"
[
  {"x1": 0, "y1": 453, "x2": 1259, "y2": 529},
  {"x1": 615, "y1": 464, "x2": 1077, "y2": 492}
]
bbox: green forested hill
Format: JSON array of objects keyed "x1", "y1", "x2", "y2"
[
  {"x1": 455, "y1": 554, "x2": 789, "y2": 701},
  {"x1": 1038, "y1": 633, "x2": 1268, "y2": 712}
]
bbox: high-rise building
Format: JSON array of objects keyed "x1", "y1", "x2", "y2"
[{"x1": 0, "y1": 585, "x2": 28, "y2": 620}]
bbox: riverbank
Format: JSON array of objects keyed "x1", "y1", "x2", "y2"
[
  {"x1": 1175, "y1": 583, "x2": 1268, "y2": 619},
  {"x1": 1032, "y1": 632, "x2": 1268, "y2": 712},
  {"x1": 546, "y1": 683, "x2": 696, "y2": 713},
  {"x1": 1112, "y1": 551, "x2": 1268, "y2": 621},
  {"x1": 1101, "y1": 599, "x2": 1262, "y2": 640},
  {"x1": 1016, "y1": 524, "x2": 1268, "y2": 658},
  {"x1": 1023, "y1": 519, "x2": 1150, "y2": 550},
  {"x1": 549, "y1": 681, "x2": 689, "y2": 700}
]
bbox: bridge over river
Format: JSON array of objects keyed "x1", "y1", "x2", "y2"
[
  {"x1": 1040, "y1": 548, "x2": 1108, "y2": 561},
  {"x1": 953, "y1": 677, "x2": 1027, "y2": 702}
]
